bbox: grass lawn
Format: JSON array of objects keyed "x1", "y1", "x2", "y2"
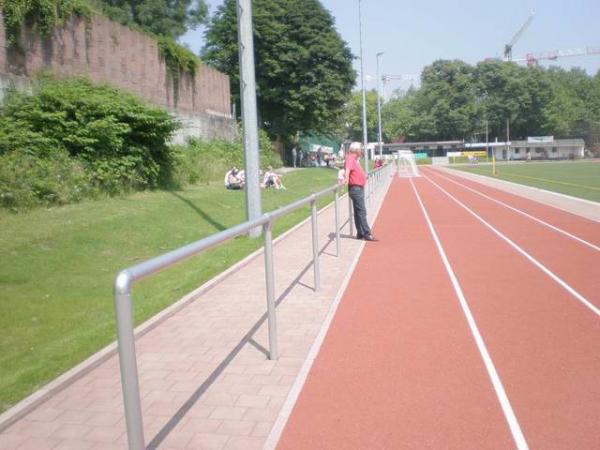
[
  {"x1": 0, "y1": 168, "x2": 338, "y2": 412},
  {"x1": 451, "y1": 161, "x2": 600, "y2": 202}
]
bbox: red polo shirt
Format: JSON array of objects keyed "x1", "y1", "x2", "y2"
[{"x1": 345, "y1": 154, "x2": 366, "y2": 186}]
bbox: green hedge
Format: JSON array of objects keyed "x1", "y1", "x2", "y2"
[{"x1": 0, "y1": 76, "x2": 178, "y2": 209}]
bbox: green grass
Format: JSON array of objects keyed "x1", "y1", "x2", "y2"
[
  {"x1": 451, "y1": 161, "x2": 600, "y2": 202},
  {"x1": 0, "y1": 168, "x2": 338, "y2": 412}
]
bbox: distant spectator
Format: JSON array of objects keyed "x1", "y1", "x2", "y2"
[
  {"x1": 374, "y1": 157, "x2": 383, "y2": 169},
  {"x1": 225, "y1": 167, "x2": 244, "y2": 190},
  {"x1": 263, "y1": 166, "x2": 286, "y2": 190},
  {"x1": 298, "y1": 148, "x2": 304, "y2": 167},
  {"x1": 291, "y1": 146, "x2": 298, "y2": 168},
  {"x1": 317, "y1": 147, "x2": 323, "y2": 166}
]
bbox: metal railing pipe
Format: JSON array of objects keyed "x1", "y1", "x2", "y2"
[
  {"x1": 262, "y1": 220, "x2": 278, "y2": 360},
  {"x1": 334, "y1": 187, "x2": 341, "y2": 257},
  {"x1": 310, "y1": 199, "x2": 321, "y2": 291},
  {"x1": 122, "y1": 215, "x2": 269, "y2": 284},
  {"x1": 348, "y1": 193, "x2": 354, "y2": 237},
  {"x1": 114, "y1": 276, "x2": 144, "y2": 450}
]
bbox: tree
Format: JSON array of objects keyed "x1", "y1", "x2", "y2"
[
  {"x1": 541, "y1": 67, "x2": 595, "y2": 137},
  {"x1": 342, "y1": 90, "x2": 379, "y2": 142},
  {"x1": 474, "y1": 60, "x2": 551, "y2": 140},
  {"x1": 381, "y1": 88, "x2": 418, "y2": 142},
  {"x1": 97, "y1": 0, "x2": 208, "y2": 39},
  {"x1": 413, "y1": 60, "x2": 478, "y2": 141},
  {"x1": 203, "y1": 0, "x2": 355, "y2": 140}
]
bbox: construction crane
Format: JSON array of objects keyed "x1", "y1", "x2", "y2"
[
  {"x1": 512, "y1": 46, "x2": 600, "y2": 66},
  {"x1": 504, "y1": 11, "x2": 535, "y2": 61},
  {"x1": 381, "y1": 74, "x2": 420, "y2": 98},
  {"x1": 381, "y1": 74, "x2": 419, "y2": 85}
]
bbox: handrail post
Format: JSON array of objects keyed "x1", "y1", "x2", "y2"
[
  {"x1": 262, "y1": 221, "x2": 279, "y2": 360},
  {"x1": 334, "y1": 187, "x2": 341, "y2": 257},
  {"x1": 114, "y1": 274, "x2": 145, "y2": 450},
  {"x1": 310, "y1": 199, "x2": 320, "y2": 291},
  {"x1": 348, "y1": 190, "x2": 354, "y2": 237}
]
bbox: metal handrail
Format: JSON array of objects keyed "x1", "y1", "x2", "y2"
[{"x1": 114, "y1": 162, "x2": 394, "y2": 449}]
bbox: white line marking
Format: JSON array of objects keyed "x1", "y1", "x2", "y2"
[
  {"x1": 264, "y1": 173, "x2": 394, "y2": 450},
  {"x1": 427, "y1": 169, "x2": 600, "y2": 252},
  {"x1": 423, "y1": 174, "x2": 600, "y2": 318},
  {"x1": 443, "y1": 167, "x2": 600, "y2": 208},
  {"x1": 410, "y1": 178, "x2": 529, "y2": 450}
]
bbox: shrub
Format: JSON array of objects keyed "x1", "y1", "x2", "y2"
[
  {"x1": 0, "y1": 150, "x2": 97, "y2": 210},
  {"x1": 0, "y1": 76, "x2": 178, "y2": 194}
]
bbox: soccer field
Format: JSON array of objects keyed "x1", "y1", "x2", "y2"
[{"x1": 451, "y1": 161, "x2": 600, "y2": 202}]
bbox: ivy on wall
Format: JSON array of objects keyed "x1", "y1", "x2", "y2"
[
  {"x1": 1, "y1": 0, "x2": 200, "y2": 83},
  {"x1": 157, "y1": 36, "x2": 199, "y2": 80},
  {"x1": 2, "y1": 0, "x2": 92, "y2": 47}
]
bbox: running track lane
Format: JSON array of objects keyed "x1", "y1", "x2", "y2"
[
  {"x1": 277, "y1": 178, "x2": 515, "y2": 449},
  {"x1": 413, "y1": 176, "x2": 600, "y2": 449},
  {"x1": 421, "y1": 167, "x2": 600, "y2": 310},
  {"x1": 425, "y1": 167, "x2": 599, "y2": 246}
]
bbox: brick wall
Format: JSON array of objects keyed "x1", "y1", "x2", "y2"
[{"x1": 0, "y1": 12, "x2": 231, "y2": 120}]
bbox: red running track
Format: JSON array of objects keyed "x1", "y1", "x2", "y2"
[{"x1": 277, "y1": 175, "x2": 600, "y2": 449}]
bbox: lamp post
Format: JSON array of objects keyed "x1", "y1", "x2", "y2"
[
  {"x1": 236, "y1": 0, "x2": 262, "y2": 237},
  {"x1": 358, "y1": 0, "x2": 369, "y2": 176},
  {"x1": 376, "y1": 51, "x2": 384, "y2": 159}
]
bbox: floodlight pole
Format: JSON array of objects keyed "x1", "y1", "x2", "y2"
[
  {"x1": 358, "y1": 0, "x2": 369, "y2": 176},
  {"x1": 485, "y1": 119, "x2": 489, "y2": 161},
  {"x1": 376, "y1": 52, "x2": 384, "y2": 158},
  {"x1": 506, "y1": 118, "x2": 510, "y2": 161},
  {"x1": 236, "y1": 0, "x2": 262, "y2": 237}
]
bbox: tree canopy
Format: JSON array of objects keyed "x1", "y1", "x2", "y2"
[
  {"x1": 202, "y1": 0, "x2": 355, "y2": 140},
  {"x1": 371, "y1": 60, "x2": 600, "y2": 146},
  {"x1": 97, "y1": 0, "x2": 208, "y2": 39}
]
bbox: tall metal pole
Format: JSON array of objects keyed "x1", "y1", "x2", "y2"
[
  {"x1": 506, "y1": 118, "x2": 510, "y2": 161},
  {"x1": 376, "y1": 52, "x2": 384, "y2": 159},
  {"x1": 485, "y1": 119, "x2": 489, "y2": 161},
  {"x1": 237, "y1": 0, "x2": 262, "y2": 237},
  {"x1": 358, "y1": 0, "x2": 369, "y2": 176}
]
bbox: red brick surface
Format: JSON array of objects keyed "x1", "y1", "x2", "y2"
[{"x1": 0, "y1": 13, "x2": 230, "y2": 116}]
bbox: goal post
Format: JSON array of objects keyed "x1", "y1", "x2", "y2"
[{"x1": 396, "y1": 150, "x2": 420, "y2": 178}]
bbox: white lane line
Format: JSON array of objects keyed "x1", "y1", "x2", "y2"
[
  {"x1": 427, "y1": 169, "x2": 600, "y2": 252},
  {"x1": 264, "y1": 173, "x2": 394, "y2": 450},
  {"x1": 410, "y1": 178, "x2": 529, "y2": 450},
  {"x1": 439, "y1": 166, "x2": 600, "y2": 208},
  {"x1": 423, "y1": 174, "x2": 600, "y2": 318}
]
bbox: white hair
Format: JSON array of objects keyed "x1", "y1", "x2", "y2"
[{"x1": 348, "y1": 142, "x2": 363, "y2": 152}]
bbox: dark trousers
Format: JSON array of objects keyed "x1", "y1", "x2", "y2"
[{"x1": 349, "y1": 185, "x2": 371, "y2": 237}]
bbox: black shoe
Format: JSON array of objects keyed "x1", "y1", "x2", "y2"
[
  {"x1": 356, "y1": 234, "x2": 364, "y2": 240},
  {"x1": 364, "y1": 235, "x2": 378, "y2": 242}
]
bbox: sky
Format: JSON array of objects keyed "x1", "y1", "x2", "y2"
[{"x1": 181, "y1": 0, "x2": 600, "y2": 94}]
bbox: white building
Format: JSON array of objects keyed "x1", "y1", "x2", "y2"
[{"x1": 491, "y1": 137, "x2": 585, "y2": 161}]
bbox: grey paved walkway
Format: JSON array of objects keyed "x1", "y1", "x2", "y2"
[{"x1": 0, "y1": 175, "x2": 393, "y2": 450}]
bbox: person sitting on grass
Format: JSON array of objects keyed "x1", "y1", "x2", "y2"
[
  {"x1": 263, "y1": 166, "x2": 286, "y2": 190},
  {"x1": 225, "y1": 167, "x2": 244, "y2": 190}
]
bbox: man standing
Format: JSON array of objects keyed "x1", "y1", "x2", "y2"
[
  {"x1": 317, "y1": 146, "x2": 323, "y2": 166},
  {"x1": 345, "y1": 142, "x2": 376, "y2": 241},
  {"x1": 291, "y1": 146, "x2": 297, "y2": 168}
]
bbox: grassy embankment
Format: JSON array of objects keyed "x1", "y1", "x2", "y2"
[
  {"x1": 0, "y1": 168, "x2": 337, "y2": 412},
  {"x1": 452, "y1": 161, "x2": 600, "y2": 202}
]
